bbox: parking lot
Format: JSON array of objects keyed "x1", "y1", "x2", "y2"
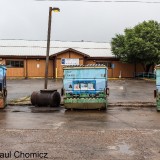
[
  {"x1": 7, "y1": 78, "x2": 156, "y2": 104},
  {"x1": 0, "y1": 79, "x2": 159, "y2": 160}
]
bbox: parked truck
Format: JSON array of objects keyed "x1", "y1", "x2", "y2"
[{"x1": 63, "y1": 64, "x2": 109, "y2": 110}]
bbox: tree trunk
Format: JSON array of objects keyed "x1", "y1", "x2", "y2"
[
  {"x1": 145, "y1": 64, "x2": 152, "y2": 73},
  {"x1": 141, "y1": 63, "x2": 146, "y2": 72}
]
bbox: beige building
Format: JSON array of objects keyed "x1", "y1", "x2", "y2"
[{"x1": 0, "y1": 40, "x2": 144, "y2": 79}]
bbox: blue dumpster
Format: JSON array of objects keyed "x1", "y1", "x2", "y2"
[
  {"x1": 0, "y1": 65, "x2": 7, "y2": 108},
  {"x1": 155, "y1": 64, "x2": 160, "y2": 111},
  {"x1": 63, "y1": 64, "x2": 109, "y2": 110}
]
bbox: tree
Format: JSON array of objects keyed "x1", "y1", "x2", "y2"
[{"x1": 111, "y1": 20, "x2": 160, "y2": 73}]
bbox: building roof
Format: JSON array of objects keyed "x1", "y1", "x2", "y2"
[
  {"x1": 52, "y1": 48, "x2": 90, "y2": 57},
  {"x1": 0, "y1": 40, "x2": 114, "y2": 58}
]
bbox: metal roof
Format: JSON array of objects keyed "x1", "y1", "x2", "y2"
[{"x1": 0, "y1": 40, "x2": 114, "y2": 58}]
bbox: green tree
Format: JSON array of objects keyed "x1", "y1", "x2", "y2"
[{"x1": 111, "y1": 20, "x2": 160, "y2": 73}]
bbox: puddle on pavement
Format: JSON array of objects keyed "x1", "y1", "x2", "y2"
[
  {"x1": 5, "y1": 106, "x2": 63, "y2": 113},
  {"x1": 46, "y1": 122, "x2": 65, "y2": 129},
  {"x1": 30, "y1": 108, "x2": 61, "y2": 113},
  {"x1": 108, "y1": 142, "x2": 134, "y2": 155},
  {"x1": 117, "y1": 142, "x2": 134, "y2": 155}
]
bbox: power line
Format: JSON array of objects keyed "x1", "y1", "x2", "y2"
[
  {"x1": 35, "y1": 0, "x2": 160, "y2": 3},
  {"x1": 0, "y1": 45, "x2": 109, "y2": 49}
]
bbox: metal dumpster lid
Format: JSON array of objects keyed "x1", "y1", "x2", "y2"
[
  {"x1": 63, "y1": 64, "x2": 108, "y2": 69},
  {"x1": 0, "y1": 65, "x2": 6, "y2": 70}
]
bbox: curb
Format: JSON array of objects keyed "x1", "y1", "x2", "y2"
[
  {"x1": 7, "y1": 101, "x2": 156, "y2": 108},
  {"x1": 108, "y1": 103, "x2": 156, "y2": 108},
  {"x1": 108, "y1": 78, "x2": 156, "y2": 82}
]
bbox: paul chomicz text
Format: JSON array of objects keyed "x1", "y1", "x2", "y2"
[{"x1": 0, "y1": 151, "x2": 48, "y2": 159}]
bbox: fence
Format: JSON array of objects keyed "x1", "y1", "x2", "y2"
[{"x1": 134, "y1": 72, "x2": 156, "y2": 79}]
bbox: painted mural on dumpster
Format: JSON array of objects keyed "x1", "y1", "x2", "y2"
[
  {"x1": 156, "y1": 69, "x2": 160, "y2": 92},
  {"x1": 63, "y1": 68, "x2": 107, "y2": 96}
]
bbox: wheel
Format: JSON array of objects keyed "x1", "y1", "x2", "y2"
[{"x1": 4, "y1": 89, "x2": 7, "y2": 97}]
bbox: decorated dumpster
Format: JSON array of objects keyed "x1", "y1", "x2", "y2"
[
  {"x1": 63, "y1": 64, "x2": 109, "y2": 109},
  {"x1": 0, "y1": 65, "x2": 7, "y2": 108},
  {"x1": 155, "y1": 64, "x2": 160, "y2": 111}
]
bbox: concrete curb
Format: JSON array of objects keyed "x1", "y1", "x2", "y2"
[
  {"x1": 7, "y1": 96, "x2": 156, "y2": 107},
  {"x1": 108, "y1": 78, "x2": 156, "y2": 82},
  {"x1": 7, "y1": 100, "x2": 156, "y2": 108},
  {"x1": 108, "y1": 102, "x2": 156, "y2": 108}
]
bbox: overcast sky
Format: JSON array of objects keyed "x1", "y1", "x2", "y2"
[{"x1": 0, "y1": 0, "x2": 160, "y2": 42}]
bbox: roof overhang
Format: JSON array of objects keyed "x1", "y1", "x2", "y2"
[
  {"x1": 0, "y1": 55, "x2": 46, "y2": 59},
  {"x1": 50, "y1": 48, "x2": 90, "y2": 58}
]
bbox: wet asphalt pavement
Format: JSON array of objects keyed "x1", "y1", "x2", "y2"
[
  {"x1": 7, "y1": 79, "x2": 156, "y2": 104},
  {"x1": 0, "y1": 79, "x2": 159, "y2": 160},
  {"x1": 6, "y1": 79, "x2": 63, "y2": 101}
]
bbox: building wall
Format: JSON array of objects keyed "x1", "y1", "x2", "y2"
[
  {"x1": 56, "y1": 51, "x2": 84, "y2": 78},
  {"x1": 86, "y1": 60, "x2": 144, "y2": 78},
  {"x1": 27, "y1": 59, "x2": 53, "y2": 78},
  {"x1": 111, "y1": 61, "x2": 134, "y2": 78},
  {"x1": 5, "y1": 58, "x2": 53, "y2": 78},
  {"x1": 1, "y1": 51, "x2": 147, "y2": 79},
  {"x1": 7, "y1": 68, "x2": 24, "y2": 78},
  {"x1": 111, "y1": 61, "x2": 144, "y2": 78},
  {"x1": 85, "y1": 60, "x2": 96, "y2": 65}
]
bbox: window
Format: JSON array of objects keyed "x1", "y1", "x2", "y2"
[
  {"x1": 96, "y1": 61, "x2": 112, "y2": 68},
  {"x1": 6, "y1": 60, "x2": 24, "y2": 68}
]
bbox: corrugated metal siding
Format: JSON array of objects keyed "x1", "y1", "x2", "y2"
[{"x1": 0, "y1": 40, "x2": 114, "y2": 58}]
